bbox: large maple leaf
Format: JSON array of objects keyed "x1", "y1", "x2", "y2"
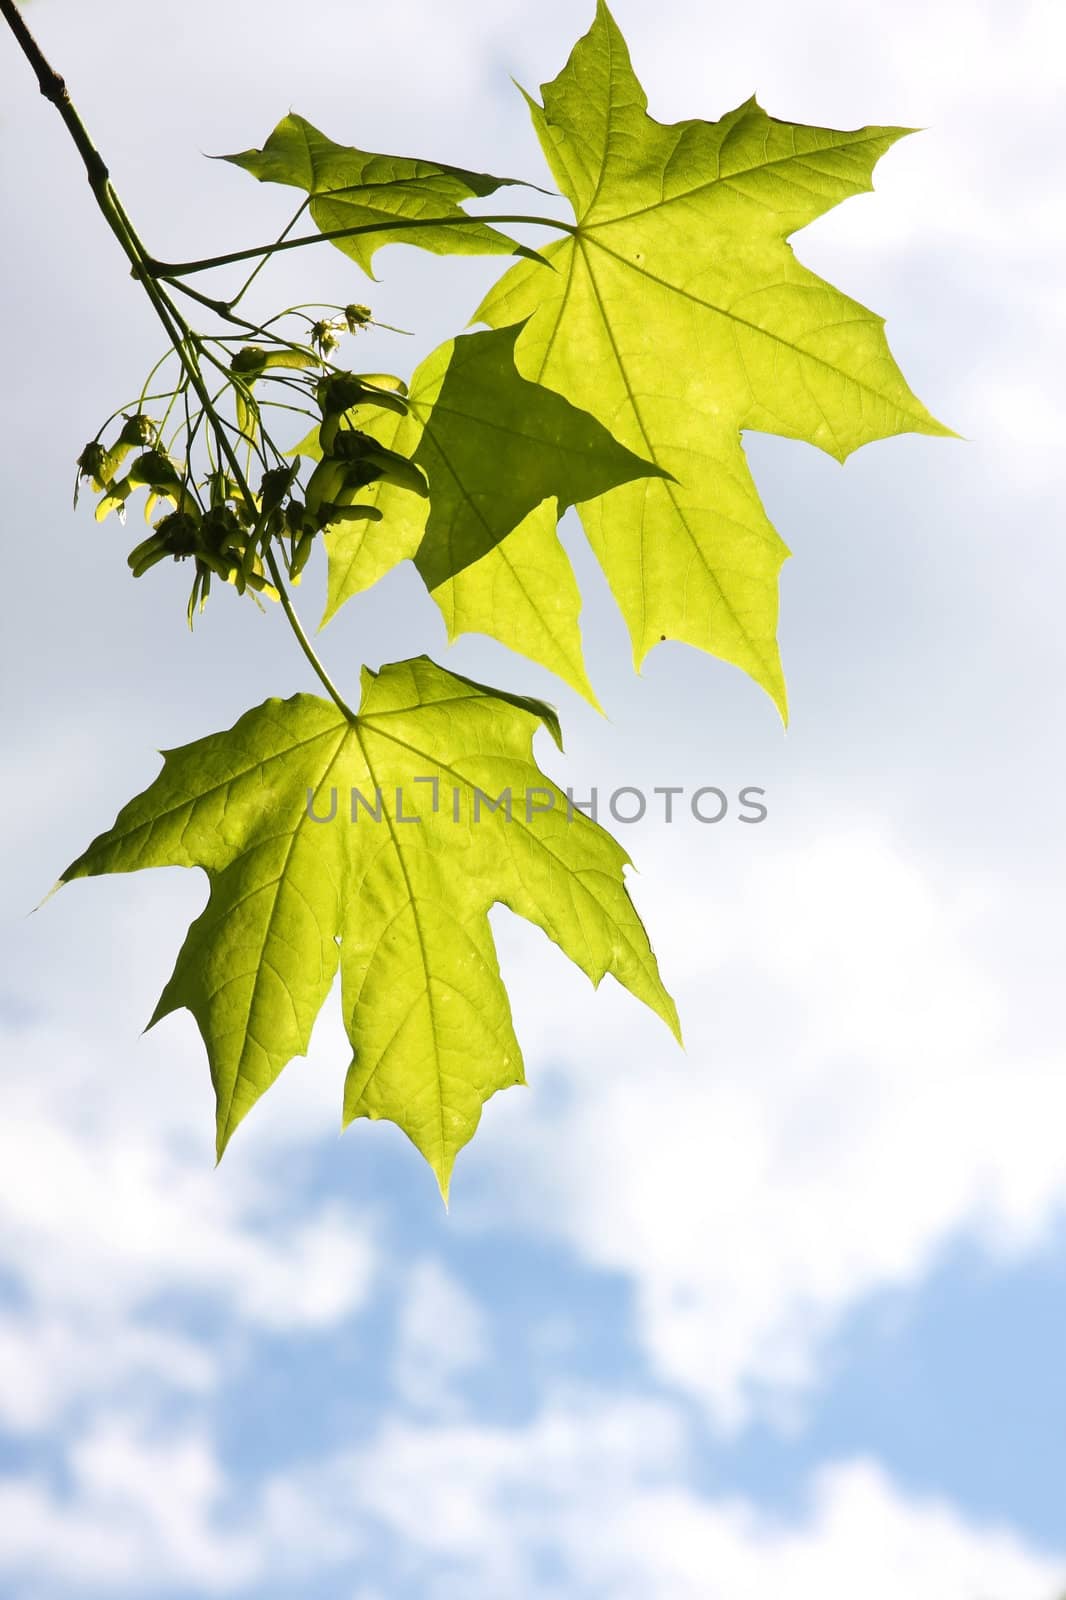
[
  {"x1": 470, "y1": 1, "x2": 953, "y2": 716},
  {"x1": 59, "y1": 658, "x2": 677, "y2": 1196}
]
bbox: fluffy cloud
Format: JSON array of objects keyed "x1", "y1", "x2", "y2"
[
  {"x1": 261, "y1": 1397, "x2": 1065, "y2": 1599},
  {"x1": 0, "y1": 1010, "x2": 376, "y2": 1431},
  {"x1": 391, "y1": 1259, "x2": 489, "y2": 1415},
  {"x1": 472, "y1": 825, "x2": 1066, "y2": 1428},
  {"x1": 8, "y1": 1395, "x2": 1055, "y2": 1599},
  {"x1": 0, "y1": 1416, "x2": 260, "y2": 1591}
]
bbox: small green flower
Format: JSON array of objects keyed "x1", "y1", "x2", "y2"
[
  {"x1": 155, "y1": 509, "x2": 200, "y2": 558},
  {"x1": 76, "y1": 441, "x2": 111, "y2": 494},
  {"x1": 310, "y1": 318, "x2": 344, "y2": 357},
  {"x1": 117, "y1": 413, "x2": 157, "y2": 448}
]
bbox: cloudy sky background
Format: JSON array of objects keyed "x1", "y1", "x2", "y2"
[{"x1": 1, "y1": 0, "x2": 1064, "y2": 1593}]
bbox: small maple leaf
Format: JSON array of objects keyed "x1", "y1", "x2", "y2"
[
  {"x1": 223, "y1": 113, "x2": 547, "y2": 277},
  {"x1": 306, "y1": 323, "x2": 668, "y2": 706}
]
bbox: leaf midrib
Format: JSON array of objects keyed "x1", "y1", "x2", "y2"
[
  {"x1": 579, "y1": 127, "x2": 897, "y2": 230},
  {"x1": 216, "y1": 720, "x2": 352, "y2": 1147},
  {"x1": 350, "y1": 720, "x2": 448, "y2": 1172},
  {"x1": 578, "y1": 240, "x2": 781, "y2": 682}
]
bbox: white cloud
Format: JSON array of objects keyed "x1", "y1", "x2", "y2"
[
  {"x1": 262, "y1": 1397, "x2": 1065, "y2": 1600},
  {"x1": 2, "y1": 1393, "x2": 1061, "y2": 1598},
  {"x1": 0, "y1": 1010, "x2": 376, "y2": 1429},
  {"x1": 0, "y1": 1416, "x2": 260, "y2": 1591},
  {"x1": 0, "y1": 1316, "x2": 213, "y2": 1434},
  {"x1": 391, "y1": 1259, "x2": 489, "y2": 1414},
  {"x1": 584, "y1": 1455, "x2": 1063, "y2": 1600},
  {"x1": 470, "y1": 825, "x2": 1066, "y2": 1428},
  {"x1": 0, "y1": 1072, "x2": 373, "y2": 1328}
]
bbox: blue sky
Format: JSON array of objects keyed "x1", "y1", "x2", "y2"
[{"x1": 1, "y1": 0, "x2": 1064, "y2": 1593}]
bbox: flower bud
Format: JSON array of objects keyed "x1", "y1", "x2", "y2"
[
  {"x1": 117, "y1": 413, "x2": 156, "y2": 448},
  {"x1": 259, "y1": 462, "x2": 299, "y2": 513},
  {"x1": 155, "y1": 509, "x2": 200, "y2": 557},
  {"x1": 310, "y1": 320, "x2": 341, "y2": 357}
]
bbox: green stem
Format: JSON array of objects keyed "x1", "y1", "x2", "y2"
[
  {"x1": 228, "y1": 201, "x2": 310, "y2": 310},
  {"x1": 262, "y1": 548, "x2": 356, "y2": 720},
  {"x1": 162, "y1": 277, "x2": 333, "y2": 374},
  {"x1": 160, "y1": 275, "x2": 246, "y2": 323},
  {"x1": 142, "y1": 212, "x2": 578, "y2": 279},
  {"x1": 0, "y1": 0, "x2": 358, "y2": 723}
]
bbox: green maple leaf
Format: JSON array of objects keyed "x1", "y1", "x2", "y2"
[
  {"x1": 470, "y1": 1, "x2": 954, "y2": 716},
  {"x1": 433, "y1": 496, "x2": 605, "y2": 714},
  {"x1": 412, "y1": 322, "x2": 670, "y2": 590},
  {"x1": 223, "y1": 113, "x2": 544, "y2": 276},
  {"x1": 312, "y1": 324, "x2": 666, "y2": 704},
  {"x1": 59, "y1": 657, "x2": 677, "y2": 1196}
]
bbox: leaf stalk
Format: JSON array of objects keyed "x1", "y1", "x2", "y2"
[
  {"x1": 0, "y1": 0, "x2": 358, "y2": 722},
  {"x1": 140, "y1": 213, "x2": 578, "y2": 280}
]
